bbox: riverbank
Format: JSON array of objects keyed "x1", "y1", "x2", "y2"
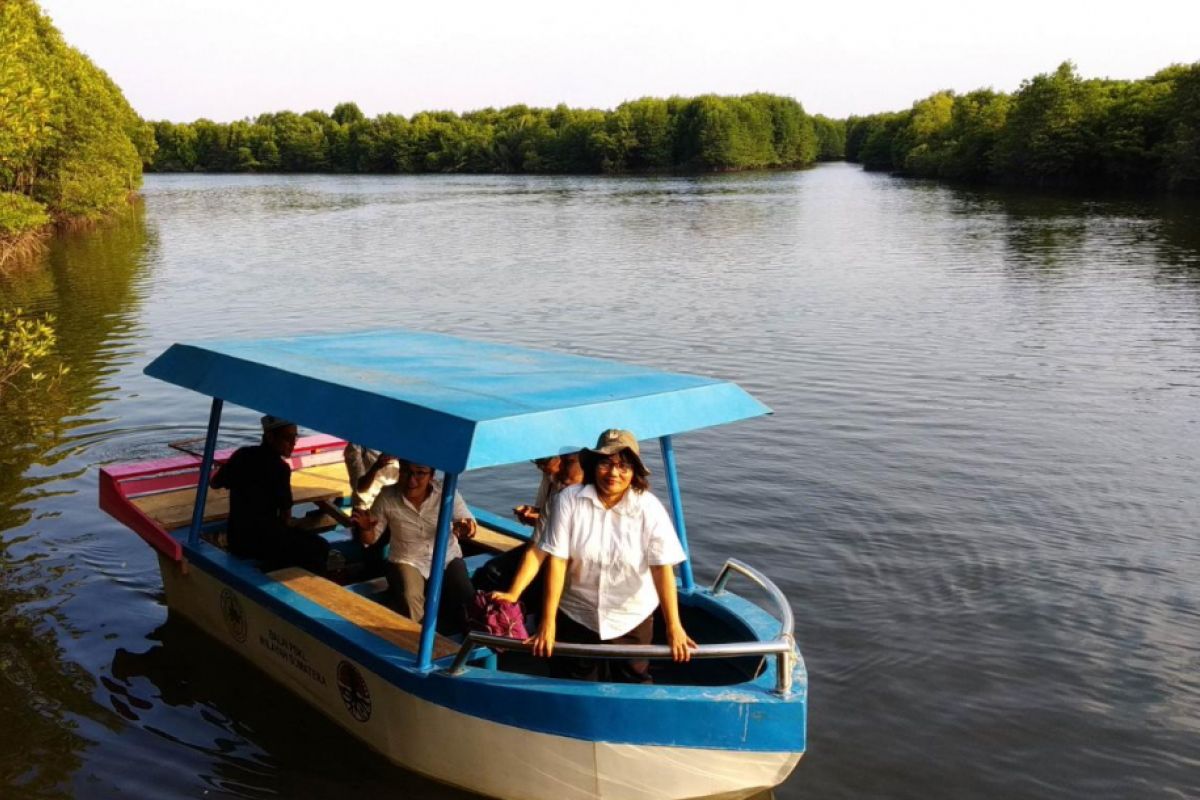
[
  {"x1": 146, "y1": 96, "x2": 845, "y2": 175},
  {"x1": 0, "y1": 194, "x2": 143, "y2": 274},
  {"x1": 0, "y1": 0, "x2": 153, "y2": 275},
  {"x1": 0, "y1": 228, "x2": 49, "y2": 271}
]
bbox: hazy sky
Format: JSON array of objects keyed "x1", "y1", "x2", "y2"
[{"x1": 36, "y1": 0, "x2": 1199, "y2": 122}]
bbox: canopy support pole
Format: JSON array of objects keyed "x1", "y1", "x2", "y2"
[
  {"x1": 418, "y1": 470, "x2": 459, "y2": 671},
  {"x1": 659, "y1": 435, "x2": 694, "y2": 592},
  {"x1": 187, "y1": 398, "x2": 223, "y2": 547}
]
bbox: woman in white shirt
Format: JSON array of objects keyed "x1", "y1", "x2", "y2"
[
  {"x1": 367, "y1": 461, "x2": 476, "y2": 633},
  {"x1": 530, "y1": 429, "x2": 696, "y2": 682}
]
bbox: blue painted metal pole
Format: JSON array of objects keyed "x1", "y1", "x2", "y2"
[
  {"x1": 418, "y1": 470, "x2": 459, "y2": 671},
  {"x1": 659, "y1": 435, "x2": 694, "y2": 592},
  {"x1": 187, "y1": 398, "x2": 224, "y2": 547}
]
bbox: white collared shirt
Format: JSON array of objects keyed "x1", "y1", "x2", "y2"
[
  {"x1": 370, "y1": 480, "x2": 473, "y2": 578},
  {"x1": 539, "y1": 483, "x2": 686, "y2": 639}
]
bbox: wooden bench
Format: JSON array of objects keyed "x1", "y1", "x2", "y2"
[
  {"x1": 471, "y1": 524, "x2": 524, "y2": 554},
  {"x1": 269, "y1": 566, "x2": 459, "y2": 660},
  {"x1": 131, "y1": 462, "x2": 351, "y2": 531}
]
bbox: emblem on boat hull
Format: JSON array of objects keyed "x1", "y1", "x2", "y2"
[
  {"x1": 337, "y1": 660, "x2": 371, "y2": 722},
  {"x1": 220, "y1": 588, "x2": 247, "y2": 643}
]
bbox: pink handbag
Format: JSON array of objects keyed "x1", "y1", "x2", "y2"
[{"x1": 465, "y1": 591, "x2": 529, "y2": 639}]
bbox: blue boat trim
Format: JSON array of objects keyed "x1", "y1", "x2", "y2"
[
  {"x1": 183, "y1": 538, "x2": 807, "y2": 753},
  {"x1": 187, "y1": 398, "x2": 223, "y2": 547},
  {"x1": 144, "y1": 330, "x2": 771, "y2": 473}
]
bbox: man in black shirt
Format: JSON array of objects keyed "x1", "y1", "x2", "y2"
[{"x1": 210, "y1": 415, "x2": 331, "y2": 573}]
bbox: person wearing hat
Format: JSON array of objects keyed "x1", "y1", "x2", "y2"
[
  {"x1": 209, "y1": 415, "x2": 333, "y2": 573},
  {"x1": 528, "y1": 429, "x2": 696, "y2": 682}
]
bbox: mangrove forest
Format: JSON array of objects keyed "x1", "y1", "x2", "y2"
[
  {"x1": 0, "y1": 0, "x2": 154, "y2": 265},
  {"x1": 147, "y1": 97, "x2": 845, "y2": 175},
  {"x1": 845, "y1": 61, "x2": 1200, "y2": 192}
]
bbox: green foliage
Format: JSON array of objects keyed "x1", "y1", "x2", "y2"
[
  {"x1": 0, "y1": 191, "x2": 49, "y2": 235},
  {"x1": 845, "y1": 60, "x2": 1200, "y2": 192},
  {"x1": 993, "y1": 62, "x2": 1108, "y2": 185},
  {"x1": 856, "y1": 113, "x2": 906, "y2": 171},
  {"x1": 0, "y1": 0, "x2": 150, "y2": 236},
  {"x1": 0, "y1": 308, "x2": 68, "y2": 398},
  {"x1": 812, "y1": 115, "x2": 846, "y2": 161},
  {"x1": 1159, "y1": 63, "x2": 1200, "y2": 190},
  {"x1": 147, "y1": 93, "x2": 823, "y2": 175}
]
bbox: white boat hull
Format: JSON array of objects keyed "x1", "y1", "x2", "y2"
[{"x1": 160, "y1": 555, "x2": 801, "y2": 799}]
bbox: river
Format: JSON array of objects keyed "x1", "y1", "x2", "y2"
[{"x1": 1, "y1": 163, "x2": 1197, "y2": 799}]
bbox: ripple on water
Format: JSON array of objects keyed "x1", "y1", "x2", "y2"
[{"x1": 2, "y1": 165, "x2": 1199, "y2": 799}]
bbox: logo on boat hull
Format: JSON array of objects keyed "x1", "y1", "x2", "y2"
[
  {"x1": 337, "y1": 661, "x2": 372, "y2": 722},
  {"x1": 220, "y1": 588, "x2": 248, "y2": 644}
]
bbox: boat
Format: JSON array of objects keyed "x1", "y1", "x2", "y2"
[{"x1": 99, "y1": 329, "x2": 807, "y2": 799}]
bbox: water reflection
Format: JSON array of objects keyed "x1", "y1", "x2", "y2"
[
  {"x1": 108, "y1": 618, "x2": 483, "y2": 799},
  {"x1": 0, "y1": 203, "x2": 152, "y2": 796},
  {"x1": 943, "y1": 184, "x2": 1200, "y2": 279},
  {"x1": 0, "y1": 543, "x2": 112, "y2": 800},
  {"x1": 0, "y1": 203, "x2": 153, "y2": 528},
  {"x1": 2, "y1": 167, "x2": 1200, "y2": 800}
]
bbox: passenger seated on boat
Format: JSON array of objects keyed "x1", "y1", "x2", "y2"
[
  {"x1": 209, "y1": 416, "x2": 335, "y2": 573},
  {"x1": 343, "y1": 443, "x2": 397, "y2": 567},
  {"x1": 530, "y1": 429, "x2": 697, "y2": 683},
  {"x1": 366, "y1": 461, "x2": 477, "y2": 634},
  {"x1": 513, "y1": 455, "x2": 561, "y2": 535},
  {"x1": 480, "y1": 451, "x2": 583, "y2": 608}
]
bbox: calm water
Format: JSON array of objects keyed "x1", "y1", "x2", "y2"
[{"x1": 1, "y1": 163, "x2": 1198, "y2": 799}]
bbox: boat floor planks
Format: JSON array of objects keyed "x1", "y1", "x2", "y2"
[{"x1": 268, "y1": 566, "x2": 459, "y2": 660}]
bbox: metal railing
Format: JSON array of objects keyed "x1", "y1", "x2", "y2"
[
  {"x1": 711, "y1": 558, "x2": 795, "y2": 641},
  {"x1": 446, "y1": 558, "x2": 797, "y2": 695}
]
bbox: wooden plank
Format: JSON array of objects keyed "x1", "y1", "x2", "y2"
[
  {"x1": 471, "y1": 524, "x2": 524, "y2": 553},
  {"x1": 268, "y1": 567, "x2": 458, "y2": 660},
  {"x1": 132, "y1": 461, "x2": 352, "y2": 531}
]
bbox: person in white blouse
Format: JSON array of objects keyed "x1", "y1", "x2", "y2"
[
  {"x1": 529, "y1": 429, "x2": 696, "y2": 682},
  {"x1": 484, "y1": 451, "x2": 584, "y2": 605},
  {"x1": 366, "y1": 461, "x2": 477, "y2": 633},
  {"x1": 343, "y1": 444, "x2": 398, "y2": 569}
]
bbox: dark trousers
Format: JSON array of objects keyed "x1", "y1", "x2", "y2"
[
  {"x1": 385, "y1": 557, "x2": 474, "y2": 636},
  {"x1": 231, "y1": 522, "x2": 330, "y2": 574},
  {"x1": 358, "y1": 527, "x2": 390, "y2": 576},
  {"x1": 471, "y1": 543, "x2": 545, "y2": 610},
  {"x1": 551, "y1": 611, "x2": 655, "y2": 684}
]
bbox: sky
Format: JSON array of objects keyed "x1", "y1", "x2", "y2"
[{"x1": 35, "y1": 0, "x2": 1200, "y2": 122}]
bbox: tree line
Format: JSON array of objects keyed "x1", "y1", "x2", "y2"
[
  {"x1": 845, "y1": 61, "x2": 1200, "y2": 192},
  {"x1": 149, "y1": 97, "x2": 845, "y2": 175},
  {"x1": 0, "y1": 0, "x2": 155, "y2": 261}
]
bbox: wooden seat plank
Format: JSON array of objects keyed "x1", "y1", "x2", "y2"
[
  {"x1": 268, "y1": 566, "x2": 458, "y2": 659},
  {"x1": 132, "y1": 462, "x2": 351, "y2": 531},
  {"x1": 471, "y1": 524, "x2": 524, "y2": 553}
]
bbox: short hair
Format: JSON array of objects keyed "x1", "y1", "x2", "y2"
[
  {"x1": 398, "y1": 460, "x2": 434, "y2": 477},
  {"x1": 580, "y1": 448, "x2": 649, "y2": 493}
]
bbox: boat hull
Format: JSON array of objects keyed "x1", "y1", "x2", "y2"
[{"x1": 159, "y1": 554, "x2": 802, "y2": 799}]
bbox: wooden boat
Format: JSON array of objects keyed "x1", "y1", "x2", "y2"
[{"x1": 99, "y1": 330, "x2": 806, "y2": 800}]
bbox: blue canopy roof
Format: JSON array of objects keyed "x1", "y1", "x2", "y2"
[{"x1": 145, "y1": 330, "x2": 770, "y2": 473}]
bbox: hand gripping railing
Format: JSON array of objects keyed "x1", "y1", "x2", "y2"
[{"x1": 447, "y1": 558, "x2": 798, "y2": 695}]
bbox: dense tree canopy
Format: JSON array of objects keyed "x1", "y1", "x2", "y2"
[
  {"x1": 0, "y1": 0, "x2": 154, "y2": 247},
  {"x1": 146, "y1": 94, "x2": 827, "y2": 175},
  {"x1": 845, "y1": 61, "x2": 1200, "y2": 191}
]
